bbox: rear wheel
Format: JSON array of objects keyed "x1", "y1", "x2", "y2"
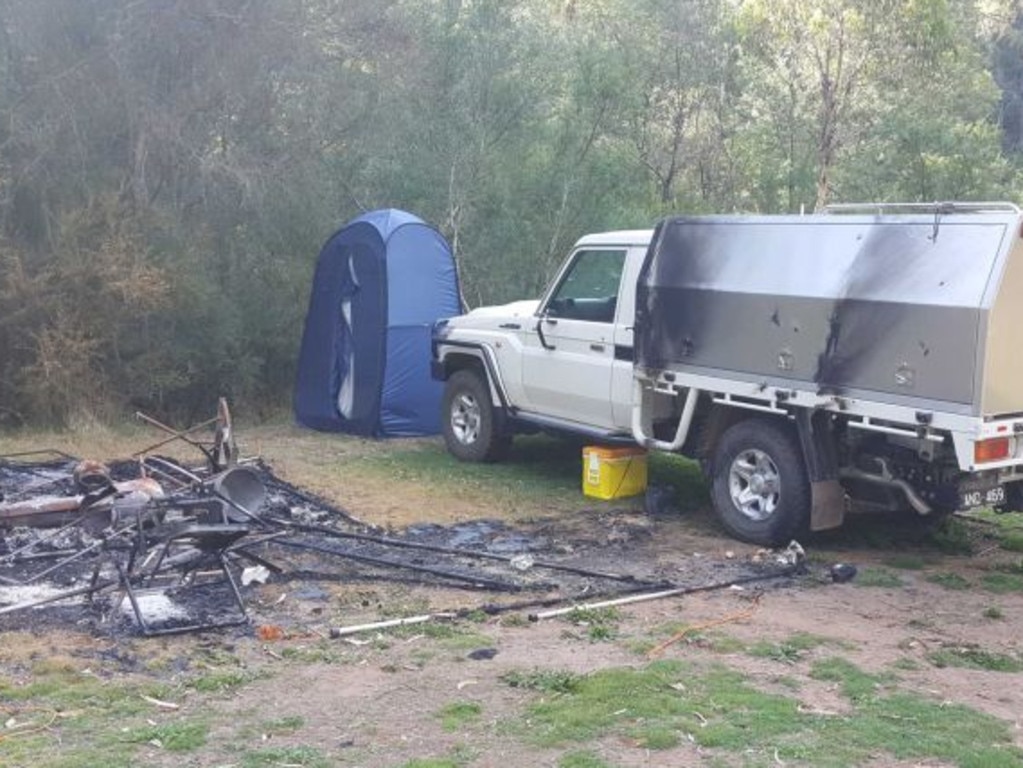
[
  {"x1": 441, "y1": 369, "x2": 510, "y2": 462},
  {"x1": 711, "y1": 418, "x2": 810, "y2": 546}
]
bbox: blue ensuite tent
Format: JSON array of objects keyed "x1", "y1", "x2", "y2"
[{"x1": 293, "y1": 209, "x2": 461, "y2": 437}]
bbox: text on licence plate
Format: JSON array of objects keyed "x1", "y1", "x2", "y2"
[{"x1": 959, "y1": 486, "x2": 1005, "y2": 509}]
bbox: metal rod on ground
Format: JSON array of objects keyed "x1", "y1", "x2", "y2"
[
  {"x1": 326, "y1": 573, "x2": 783, "y2": 639},
  {"x1": 230, "y1": 531, "x2": 290, "y2": 548},
  {"x1": 528, "y1": 568, "x2": 796, "y2": 621},
  {"x1": 474, "y1": 582, "x2": 677, "y2": 616},
  {"x1": 268, "y1": 517, "x2": 658, "y2": 585},
  {"x1": 0, "y1": 579, "x2": 116, "y2": 615},
  {"x1": 137, "y1": 462, "x2": 192, "y2": 490},
  {"x1": 10, "y1": 549, "x2": 79, "y2": 562},
  {"x1": 329, "y1": 612, "x2": 457, "y2": 638},
  {"x1": 141, "y1": 456, "x2": 205, "y2": 486},
  {"x1": 133, "y1": 413, "x2": 219, "y2": 456},
  {"x1": 274, "y1": 538, "x2": 531, "y2": 592}
]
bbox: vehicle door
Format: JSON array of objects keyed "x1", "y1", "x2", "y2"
[
  {"x1": 610, "y1": 245, "x2": 646, "y2": 430},
  {"x1": 520, "y1": 247, "x2": 626, "y2": 428}
]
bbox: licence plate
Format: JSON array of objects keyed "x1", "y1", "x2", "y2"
[{"x1": 959, "y1": 484, "x2": 1006, "y2": 510}]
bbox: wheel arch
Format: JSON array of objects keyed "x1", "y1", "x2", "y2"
[
  {"x1": 694, "y1": 403, "x2": 792, "y2": 471},
  {"x1": 436, "y1": 344, "x2": 508, "y2": 410}
]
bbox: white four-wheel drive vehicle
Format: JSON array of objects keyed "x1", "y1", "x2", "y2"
[{"x1": 432, "y1": 203, "x2": 1023, "y2": 546}]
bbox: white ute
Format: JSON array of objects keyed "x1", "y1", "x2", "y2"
[{"x1": 432, "y1": 204, "x2": 1023, "y2": 545}]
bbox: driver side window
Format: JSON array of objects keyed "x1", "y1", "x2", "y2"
[{"x1": 545, "y1": 249, "x2": 626, "y2": 323}]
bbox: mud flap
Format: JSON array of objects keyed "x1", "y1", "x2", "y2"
[
  {"x1": 809, "y1": 479, "x2": 845, "y2": 531},
  {"x1": 795, "y1": 410, "x2": 846, "y2": 531}
]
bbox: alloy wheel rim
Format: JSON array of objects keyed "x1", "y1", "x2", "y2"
[
  {"x1": 450, "y1": 393, "x2": 481, "y2": 445},
  {"x1": 728, "y1": 448, "x2": 781, "y2": 521}
]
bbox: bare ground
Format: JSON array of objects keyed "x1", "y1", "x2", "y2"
[
  {"x1": 131, "y1": 567, "x2": 1023, "y2": 767},
  {"x1": 2, "y1": 424, "x2": 1023, "y2": 767}
]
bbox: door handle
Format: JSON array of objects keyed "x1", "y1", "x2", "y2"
[{"x1": 590, "y1": 343, "x2": 605, "y2": 353}]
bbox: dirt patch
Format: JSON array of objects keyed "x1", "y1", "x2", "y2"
[
  {"x1": 3, "y1": 426, "x2": 1023, "y2": 766},
  {"x1": 129, "y1": 570, "x2": 1023, "y2": 766}
]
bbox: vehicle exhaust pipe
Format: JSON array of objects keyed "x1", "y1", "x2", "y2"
[{"x1": 839, "y1": 462, "x2": 932, "y2": 516}]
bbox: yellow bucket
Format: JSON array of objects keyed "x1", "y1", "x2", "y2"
[{"x1": 582, "y1": 445, "x2": 648, "y2": 500}]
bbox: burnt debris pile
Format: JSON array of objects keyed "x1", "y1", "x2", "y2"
[{"x1": 0, "y1": 404, "x2": 798, "y2": 637}]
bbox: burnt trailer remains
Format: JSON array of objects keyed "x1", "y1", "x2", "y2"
[{"x1": 632, "y1": 203, "x2": 1023, "y2": 544}]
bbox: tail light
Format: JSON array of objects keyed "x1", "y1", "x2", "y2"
[{"x1": 975, "y1": 437, "x2": 1011, "y2": 464}]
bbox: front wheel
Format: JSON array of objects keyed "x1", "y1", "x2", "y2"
[
  {"x1": 441, "y1": 369, "x2": 510, "y2": 462},
  {"x1": 710, "y1": 418, "x2": 810, "y2": 546}
]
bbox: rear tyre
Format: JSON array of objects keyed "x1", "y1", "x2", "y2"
[
  {"x1": 711, "y1": 418, "x2": 811, "y2": 546},
  {"x1": 441, "y1": 369, "x2": 510, "y2": 463}
]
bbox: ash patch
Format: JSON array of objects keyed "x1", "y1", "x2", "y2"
[{"x1": 2, "y1": 455, "x2": 801, "y2": 640}]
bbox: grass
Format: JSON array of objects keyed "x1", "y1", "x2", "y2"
[
  {"x1": 235, "y1": 715, "x2": 307, "y2": 743},
  {"x1": 189, "y1": 668, "x2": 260, "y2": 693},
  {"x1": 501, "y1": 669, "x2": 583, "y2": 694},
  {"x1": 562, "y1": 606, "x2": 621, "y2": 643},
  {"x1": 1000, "y1": 531, "x2": 1023, "y2": 552},
  {"x1": 0, "y1": 660, "x2": 208, "y2": 767},
  {"x1": 646, "y1": 451, "x2": 709, "y2": 513},
  {"x1": 927, "y1": 572, "x2": 972, "y2": 590},
  {"x1": 882, "y1": 553, "x2": 929, "y2": 570},
  {"x1": 853, "y1": 567, "x2": 905, "y2": 588},
  {"x1": 278, "y1": 643, "x2": 350, "y2": 665},
  {"x1": 345, "y1": 431, "x2": 712, "y2": 523},
  {"x1": 928, "y1": 645, "x2": 1023, "y2": 673},
  {"x1": 928, "y1": 517, "x2": 975, "y2": 555},
  {"x1": 383, "y1": 620, "x2": 495, "y2": 654},
  {"x1": 352, "y1": 436, "x2": 585, "y2": 513},
  {"x1": 438, "y1": 701, "x2": 483, "y2": 732},
  {"x1": 260, "y1": 715, "x2": 305, "y2": 733},
  {"x1": 0, "y1": 421, "x2": 200, "y2": 464},
  {"x1": 963, "y1": 509, "x2": 1023, "y2": 550},
  {"x1": 984, "y1": 606, "x2": 1006, "y2": 620},
  {"x1": 646, "y1": 624, "x2": 746, "y2": 654},
  {"x1": 123, "y1": 721, "x2": 209, "y2": 751},
  {"x1": 558, "y1": 751, "x2": 615, "y2": 768},
  {"x1": 692, "y1": 631, "x2": 746, "y2": 654},
  {"x1": 748, "y1": 632, "x2": 835, "y2": 664},
  {"x1": 890, "y1": 657, "x2": 922, "y2": 671},
  {"x1": 0, "y1": 631, "x2": 284, "y2": 768},
  {"x1": 240, "y1": 745, "x2": 331, "y2": 767},
  {"x1": 981, "y1": 572, "x2": 1023, "y2": 594},
  {"x1": 508, "y1": 657, "x2": 1022, "y2": 766},
  {"x1": 801, "y1": 657, "x2": 1022, "y2": 765}
]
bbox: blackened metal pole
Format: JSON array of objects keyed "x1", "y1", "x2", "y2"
[
  {"x1": 274, "y1": 538, "x2": 532, "y2": 592},
  {"x1": 269, "y1": 517, "x2": 655, "y2": 585},
  {"x1": 528, "y1": 568, "x2": 795, "y2": 621}
]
